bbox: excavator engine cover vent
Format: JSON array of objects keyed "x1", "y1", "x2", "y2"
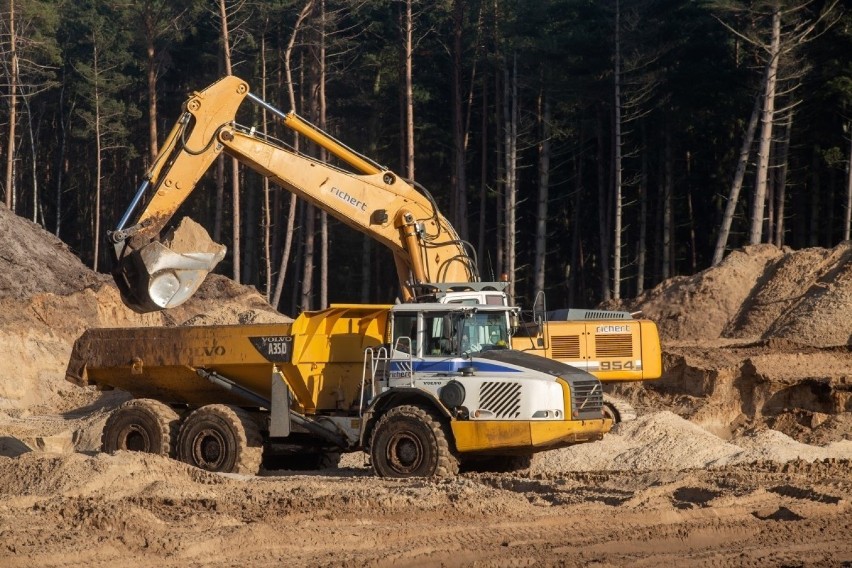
[
  {"x1": 550, "y1": 335, "x2": 581, "y2": 359},
  {"x1": 594, "y1": 334, "x2": 633, "y2": 358}
]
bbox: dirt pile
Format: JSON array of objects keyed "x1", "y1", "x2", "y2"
[
  {"x1": 532, "y1": 411, "x2": 852, "y2": 473},
  {"x1": 606, "y1": 241, "x2": 852, "y2": 444},
  {"x1": 0, "y1": 207, "x2": 289, "y2": 411},
  {"x1": 620, "y1": 242, "x2": 852, "y2": 346}
]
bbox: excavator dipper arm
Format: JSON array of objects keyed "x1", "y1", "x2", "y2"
[{"x1": 111, "y1": 76, "x2": 478, "y2": 312}]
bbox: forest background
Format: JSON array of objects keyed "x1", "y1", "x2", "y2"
[{"x1": 0, "y1": 0, "x2": 849, "y2": 316}]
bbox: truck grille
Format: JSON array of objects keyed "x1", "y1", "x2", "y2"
[
  {"x1": 595, "y1": 334, "x2": 632, "y2": 358},
  {"x1": 479, "y1": 381, "x2": 521, "y2": 419},
  {"x1": 551, "y1": 335, "x2": 581, "y2": 359},
  {"x1": 570, "y1": 378, "x2": 603, "y2": 420}
]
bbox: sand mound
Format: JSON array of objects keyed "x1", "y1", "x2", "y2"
[
  {"x1": 598, "y1": 242, "x2": 852, "y2": 444},
  {"x1": 0, "y1": 451, "x2": 227, "y2": 501},
  {"x1": 533, "y1": 411, "x2": 852, "y2": 473},
  {"x1": 621, "y1": 242, "x2": 852, "y2": 347},
  {"x1": 0, "y1": 209, "x2": 289, "y2": 411},
  {"x1": 0, "y1": 206, "x2": 106, "y2": 299}
]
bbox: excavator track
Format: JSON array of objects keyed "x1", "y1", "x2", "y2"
[{"x1": 602, "y1": 393, "x2": 638, "y2": 424}]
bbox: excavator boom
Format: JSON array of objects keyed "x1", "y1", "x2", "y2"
[{"x1": 112, "y1": 76, "x2": 478, "y2": 312}]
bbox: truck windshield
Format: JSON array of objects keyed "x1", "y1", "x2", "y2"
[
  {"x1": 393, "y1": 310, "x2": 509, "y2": 357},
  {"x1": 413, "y1": 311, "x2": 509, "y2": 357},
  {"x1": 459, "y1": 312, "x2": 510, "y2": 355}
]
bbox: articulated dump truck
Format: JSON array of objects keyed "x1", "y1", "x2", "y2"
[{"x1": 66, "y1": 302, "x2": 611, "y2": 478}]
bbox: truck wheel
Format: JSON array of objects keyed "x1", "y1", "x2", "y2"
[
  {"x1": 369, "y1": 405, "x2": 458, "y2": 478},
  {"x1": 177, "y1": 405, "x2": 263, "y2": 475},
  {"x1": 101, "y1": 398, "x2": 179, "y2": 457}
]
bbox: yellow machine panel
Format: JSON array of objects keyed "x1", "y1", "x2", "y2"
[
  {"x1": 66, "y1": 305, "x2": 392, "y2": 415},
  {"x1": 516, "y1": 318, "x2": 662, "y2": 382}
]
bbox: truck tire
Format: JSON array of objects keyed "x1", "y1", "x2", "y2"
[
  {"x1": 369, "y1": 405, "x2": 458, "y2": 478},
  {"x1": 602, "y1": 393, "x2": 638, "y2": 424},
  {"x1": 101, "y1": 398, "x2": 179, "y2": 457},
  {"x1": 177, "y1": 405, "x2": 263, "y2": 475}
]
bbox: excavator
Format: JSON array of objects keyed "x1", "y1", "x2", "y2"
[
  {"x1": 108, "y1": 75, "x2": 661, "y2": 424},
  {"x1": 110, "y1": 76, "x2": 492, "y2": 313}
]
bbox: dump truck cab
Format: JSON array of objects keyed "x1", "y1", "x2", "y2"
[{"x1": 357, "y1": 303, "x2": 610, "y2": 475}]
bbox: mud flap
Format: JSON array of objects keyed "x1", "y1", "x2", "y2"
[{"x1": 269, "y1": 370, "x2": 292, "y2": 437}]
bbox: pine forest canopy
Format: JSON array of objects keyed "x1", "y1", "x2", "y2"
[{"x1": 0, "y1": 0, "x2": 849, "y2": 317}]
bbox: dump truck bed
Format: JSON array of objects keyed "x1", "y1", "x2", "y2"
[{"x1": 66, "y1": 324, "x2": 295, "y2": 407}]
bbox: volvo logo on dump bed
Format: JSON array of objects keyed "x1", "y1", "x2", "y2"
[{"x1": 249, "y1": 336, "x2": 293, "y2": 362}]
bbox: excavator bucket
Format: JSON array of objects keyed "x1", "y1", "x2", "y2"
[{"x1": 112, "y1": 218, "x2": 226, "y2": 313}]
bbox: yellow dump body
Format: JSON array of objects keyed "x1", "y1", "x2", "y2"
[
  {"x1": 516, "y1": 319, "x2": 662, "y2": 382},
  {"x1": 66, "y1": 305, "x2": 392, "y2": 415}
]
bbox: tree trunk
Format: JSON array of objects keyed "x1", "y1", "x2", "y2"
[
  {"x1": 92, "y1": 41, "x2": 102, "y2": 271},
  {"x1": 687, "y1": 176, "x2": 697, "y2": 272},
  {"x1": 271, "y1": 0, "x2": 312, "y2": 309},
  {"x1": 55, "y1": 69, "x2": 68, "y2": 237},
  {"x1": 219, "y1": 0, "x2": 241, "y2": 283},
  {"x1": 533, "y1": 87, "x2": 550, "y2": 300},
  {"x1": 214, "y1": 155, "x2": 224, "y2": 242},
  {"x1": 451, "y1": 0, "x2": 467, "y2": 237},
  {"x1": 770, "y1": 107, "x2": 794, "y2": 247},
  {"x1": 662, "y1": 125, "x2": 673, "y2": 280},
  {"x1": 404, "y1": 0, "x2": 415, "y2": 180},
  {"x1": 20, "y1": 94, "x2": 38, "y2": 222},
  {"x1": 146, "y1": 34, "x2": 158, "y2": 162},
  {"x1": 319, "y1": 0, "x2": 328, "y2": 309},
  {"x1": 637, "y1": 124, "x2": 648, "y2": 295},
  {"x1": 503, "y1": 55, "x2": 518, "y2": 304},
  {"x1": 749, "y1": 6, "x2": 781, "y2": 245},
  {"x1": 5, "y1": 0, "x2": 18, "y2": 210},
  {"x1": 568, "y1": 145, "x2": 583, "y2": 307},
  {"x1": 271, "y1": 195, "x2": 297, "y2": 310},
  {"x1": 477, "y1": 64, "x2": 488, "y2": 274},
  {"x1": 301, "y1": 204, "x2": 315, "y2": 310},
  {"x1": 492, "y1": 0, "x2": 504, "y2": 279},
  {"x1": 260, "y1": 32, "x2": 272, "y2": 300},
  {"x1": 612, "y1": 0, "x2": 623, "y2": 300},
  {"x1": 596, "y1": 110, "x2": 611, "y2": 301},
  {"x1": 712, "y1": 65, "x2": 764, "y2": 265}
]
